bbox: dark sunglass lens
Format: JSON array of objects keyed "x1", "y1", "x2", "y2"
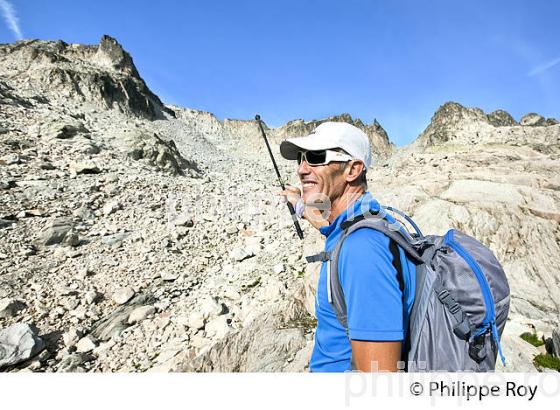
[
  {"x1": 297, "y1": 151, "x2": 303, "y2": 165},
  {"x1": 306, "y1": 150, "x2": 327, "y2": 164}
]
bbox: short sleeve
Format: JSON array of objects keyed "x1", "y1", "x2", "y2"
[{"x1": 338, "y1": 228, "x2": 404, "y2": 341}]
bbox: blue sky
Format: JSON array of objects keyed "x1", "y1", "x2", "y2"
[{"x1": 1, "y1": 0, "x2": 559, "y2": 145}]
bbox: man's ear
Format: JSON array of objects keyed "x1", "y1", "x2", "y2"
[{"x1": 344, "y1": 161, "x2": 365, "y2": 183}]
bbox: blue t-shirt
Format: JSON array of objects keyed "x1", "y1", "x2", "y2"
[{"x1": 309, "y1": 192, "x2": 416, "y2": 372}]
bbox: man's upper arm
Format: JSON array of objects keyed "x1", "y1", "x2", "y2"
[
  {"x1": 338, "y1": 228, "x2": 405, "y2": 341},
  {"x1": 350, "y1": 340, "x2": 402, "y2": 371}
]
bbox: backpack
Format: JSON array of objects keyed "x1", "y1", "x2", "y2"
[{"x1": 305, "y1": 206, "x2": 510, "y2": 372}]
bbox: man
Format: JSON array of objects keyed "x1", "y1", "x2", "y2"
[{"x1": 279, "y1": 122, "x2": 416, "y2": 372}]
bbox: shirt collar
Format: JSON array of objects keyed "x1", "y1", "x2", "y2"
[{"x1": 319, "y1": 192, "x2": 381, "y2": 239}]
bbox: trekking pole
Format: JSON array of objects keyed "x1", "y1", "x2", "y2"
[{"x1": 255, "y1": 114, "x2": 304, "y2": 240}]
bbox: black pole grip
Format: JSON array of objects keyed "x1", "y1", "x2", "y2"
[{"x1": 286, "y1": 201, "x2": 304, "y2": 239}]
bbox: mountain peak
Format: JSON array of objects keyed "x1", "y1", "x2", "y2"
[
  {"x1": 0, "y1": 35, "x2": 169, "y2": 120},
  {"x1": 94, "y1": 35, "x2": 139, "y2": 76}
]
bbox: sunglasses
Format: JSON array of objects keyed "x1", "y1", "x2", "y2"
[{"x1": 297, "y1": 150, "x2": 354, "y2": 166}]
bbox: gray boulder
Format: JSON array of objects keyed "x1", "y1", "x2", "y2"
[
  {"x1": 0, "y1": 153, "x2": 20, "y2": 165},
  {"x1": 0, "y1": 323, "x2": 45, "y2": 369},
  {"x1": 112, "y1": 287, "x2": 135, "y2": 305},
  {"x1": 118, "y1": 130, "x2": 198, "y2": 176},
  {"x1": 0, "y1": 298, "x2": 27, "y2": 318},
  {"x1": 101, "y1": 232, "x2": 130, "y2": 248},
  {"x1": 46, "y1": 122, "x2": 89, "y2": 139},
  {"x1": 56, "y1": 352, "x2": 93, "y2": 372},
  {"x1": 127, "y1": 305, "x2": 156, "y2": 324},
  {"x1": 230, "y1": 247, "x2": 254, "y2": 262},
  {"x1": 69, "y1": 161, "x2": 101, "y2": 175},
  {"x1": 90, "y1": 294, "x2": 154, "y2": 341},
  {"x1": 37, "y1": 217, "x2": 74, "y2": 246},
  {"x1": 0, "y1": 218, "x2": 15, "y2": 229}
]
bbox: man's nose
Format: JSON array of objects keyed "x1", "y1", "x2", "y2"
[{"x1": 297, "y1": 159, "x2": 312, "y2": 177}]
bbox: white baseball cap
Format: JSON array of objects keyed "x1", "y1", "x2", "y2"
[{"x1": 280, "y1": 122, "x2": 372, "y2": 168}]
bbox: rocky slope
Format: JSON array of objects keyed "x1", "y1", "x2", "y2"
[
  {"x1": 0, "y1": 36, "x2": 315, "y2": 372},
  {"x1": 1, "y1": 37, "x2": 559, "y2": 373}
]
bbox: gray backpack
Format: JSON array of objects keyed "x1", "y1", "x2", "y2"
[{"x1": 306, "y1": 206, "x2": 510, "y2": 371}]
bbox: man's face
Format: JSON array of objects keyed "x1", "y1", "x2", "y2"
[{"x1": 297, "y1": 156, "x2": 346, "y2": 205}]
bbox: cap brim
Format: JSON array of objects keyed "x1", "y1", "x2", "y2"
[{"x1": 279, "y1": 135, "x2": 339, "y2": 161}]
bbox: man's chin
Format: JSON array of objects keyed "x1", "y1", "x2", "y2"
[
  {"x1": 302, "y1": 190, "x2": 328, "y2": 206},
  {"x1": 301, "y1": 190, "x2": 317, "y2": 204}
]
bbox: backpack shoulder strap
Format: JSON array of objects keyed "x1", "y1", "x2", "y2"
[
  {"x1": 389, "y1": 240, "x2": 405, "y2": 294},
  {"x1": 327, "y1": 217, "x2": 423, "y2": 330}
]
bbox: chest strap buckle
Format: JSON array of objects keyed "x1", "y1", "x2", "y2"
[{"x1": 305, "y1": 251, "x2": 331, "y2": 263}]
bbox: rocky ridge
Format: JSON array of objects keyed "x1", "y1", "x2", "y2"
[
  {"x1": 169, "y1": 106, "x2": 394, "y2": 164},
  {"x1": 413, "y1": 101, "x2": 559, "y2": 149},
  {"x1": 272, "y1": 113, "x2": 394, "y2": 160},
  {"x1": 1, "y1": 36, "x2": 559, "y2": 373}
]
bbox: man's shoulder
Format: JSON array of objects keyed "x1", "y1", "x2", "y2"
[
  {"x1": 337, "y1": 226, "x2": 393, "y2": 271},
  {"x1": 340, "y1": 226, "x2": 391, "y2": 252},
  {"x1": 337, "y1": 226, "x2": 400, "y2": 293}
]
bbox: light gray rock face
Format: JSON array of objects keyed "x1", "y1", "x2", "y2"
[
  {"x1": 169, "y1": 294, "x2": 311, "y2": 372},
  {"x1": 62, "y1": 327, "x2": 81, "y2": 348},
  {"x1": 186, "y1": 311, "x2": 205, "y2": 330},
  {"x1": 102, "y1": 200, "x2": 121, "y2": 216},
  {"x1": 101, "y1": 232, "x2": 129, "y2": 248},
  {"x1": 90, "y1": 295, "x2": 155, "y2": 342},
  {"x1": 0, "y1": 323, "x2": 45, "y2": 368},
  {"x1": 160, "y1": 271, "x2": 179, "y2": 281},
  {"x1": 495, "y1": 323, "x2": 539, "y2": 372},
  {"x1": 204, "y1": 316, "x2": 231, "y2": 339},
  {"x1": 199, "y1": 297, "x2": 224, "y2": 320},
  {"x1": 56, "y1": 353, "x2": 93, "y2": 372},
  {"x1": 169, "y1": 106, "x2": 394, "y2": 167}
]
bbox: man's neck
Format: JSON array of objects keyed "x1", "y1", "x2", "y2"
[{"x1": 328, "y1": 187, "x2": 365, "y2": 223}]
